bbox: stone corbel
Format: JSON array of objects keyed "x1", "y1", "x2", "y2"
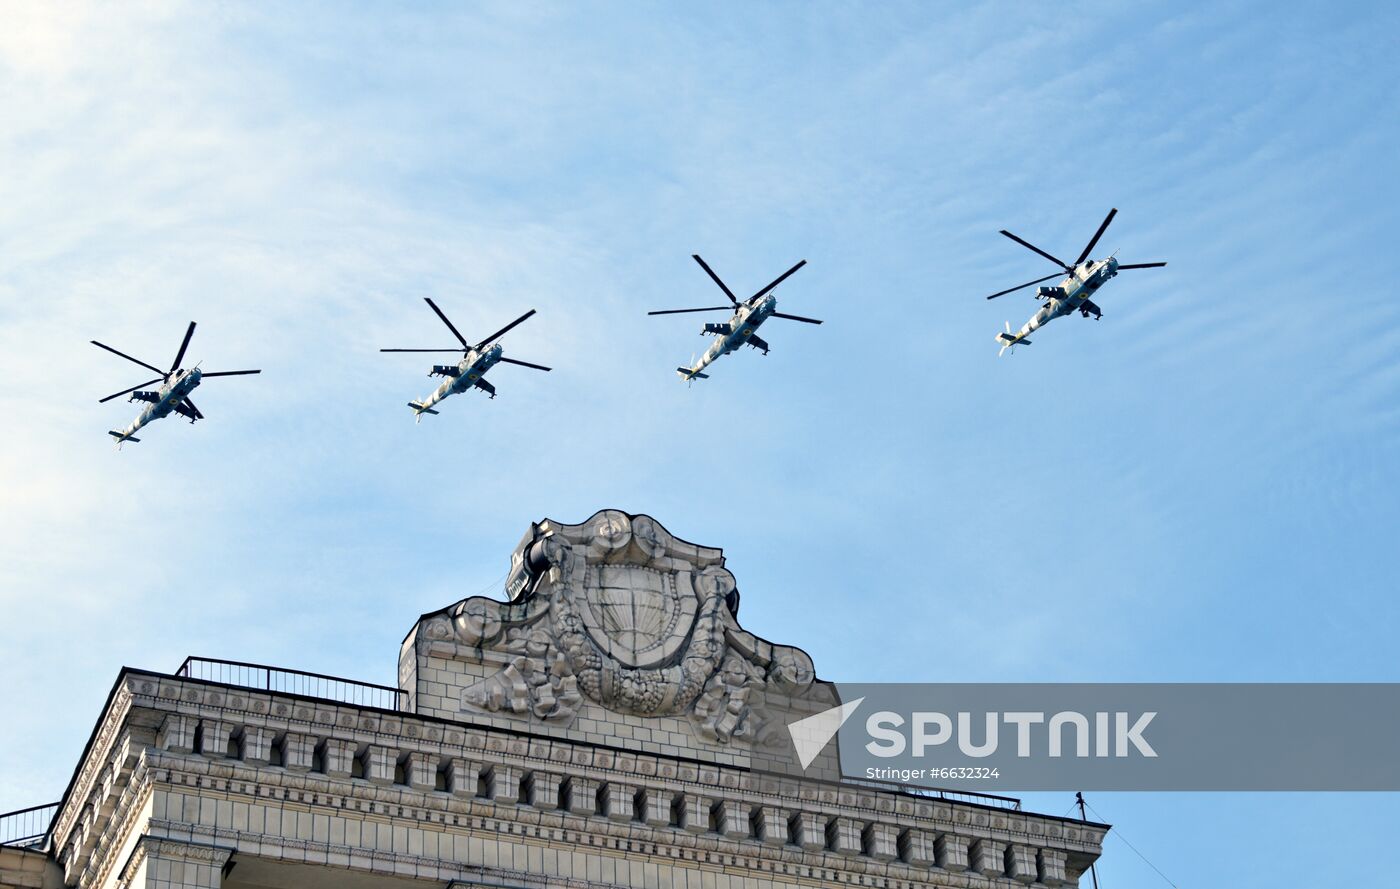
[
  {"x1": 1039, "y1": 848, "x2": 1070, "y2": 886},
  {"x1": 156, "y1": 715, "x2": 197, "y2": 754},
  {"x1": 562, "y1": 775, "x2": 599, "y2": 816},
  {"x1": 899, "y1": 828, "x2": 936, "y2": 866},
  {"x1": 936, "y1": 833, "x2": 970, "y2": 872},
  {"x1": 524, "y1": 771, "x2": 562, "y2": 809},
  {"x1": 318, "y1": 738, "x2": 355, "y2": 779},
  {"x1": 970, "y1": 838, "x2": 1007, "y2": 877},
  {"x1": 1006, "y1": 844, "x2": 1039, "y2": 883}
]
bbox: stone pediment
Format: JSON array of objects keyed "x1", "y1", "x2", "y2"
[{"x1": 401, "y1": 510, "x2": 835, "y2": 761}]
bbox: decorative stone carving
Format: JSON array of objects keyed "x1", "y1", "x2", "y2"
[{"x1": 422, "y1": 510, "x2": 820, "y2": 748}]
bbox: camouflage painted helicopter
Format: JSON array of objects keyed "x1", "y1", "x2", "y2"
[
  {"x1": 986, "y1": 208, "x2": 1166, "y2": 356},
  {"x1": 381, "y1": 299, "x2": 550, "y2": 421},
  {"x1": 91, "y1": 322, "x2": 261, "y2": 447},
  {"x1": 649, "y1": 255, "x2": 821, "y2": 381}
]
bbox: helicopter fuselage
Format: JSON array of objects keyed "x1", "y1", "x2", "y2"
[
  {"x1": 417, "y1": 344, "x2": 503, "y2": 412},
  {"x1": 117, "y1": 368, "x2": 203, "y2": 438},
  {"x1": 1010, "y1": 257, "x2": 1119, "y2": 341},
  {"x1": 687, "y1": 294, "x2": 777, "y2": 376}
]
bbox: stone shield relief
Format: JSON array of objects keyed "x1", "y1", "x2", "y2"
[{"x1": 417, "y1": 510, "x2": 818, "y2": 748}]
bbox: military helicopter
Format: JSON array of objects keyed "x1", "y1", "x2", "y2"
[
  {"x1": 380, "y1": 299, "x2": 550, "y2": 421},
  {"x1": 649, "y1": 255, "x2": 821, "y2": 381},
  {"x1": 986, "y1": 208, "x2": 1166, "y2": 356},
  {"x1": 91, "y1": 322, "x2": 261, "y2": 447}
]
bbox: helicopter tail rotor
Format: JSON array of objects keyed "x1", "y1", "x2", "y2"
[
  {"x1": 996, "y1": 322, "x2": 1031, "y2": 357},
  {"x1": 408, "y1": 401, "x2": 440, "y2": 423}
]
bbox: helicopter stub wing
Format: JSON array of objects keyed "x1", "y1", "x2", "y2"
[
  {"x1": 746, "y1": 334, "x2": 770, "y2": 354},
  {"x1": 473, "y1": 378, "x2": 497, "y2": 397},
  {"x1": 173, "y1": 399, "x2": 203, "y2": 421}
]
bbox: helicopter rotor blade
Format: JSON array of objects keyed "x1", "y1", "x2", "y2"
[
  {"x1": 984, "y1": 272, "x2": 1064, "y2": 300},
  {"x1": 692, "y1": 255, "x2": 738, "y2": 304},
  {"x1": 475, "y1": 309, "x2": 537, "y2": 349},
  {"x1": 169, "y1": 321, "x2": 196, "y2": 373},
  {"x1": 999, "y1": 230, "x2": 1070, "y2": 271},
  {"x1": 748, "y1": 259, "x2": 807, "y2": 302},
  {"x1": 499, "y1": 357, "x2": 552, "y2": 371},
  {"x1": 647, "y1": 306, "x2": 733, "y2": 315},
  {"x1": 98, "y1": 377, "x2": 163, "y2": 403},
  {"x1": 423, "y1": 298, "x2": 469, "y2": 349},
  {"x1": 771, "y1": 312, "x2": 822, "y2": 325},
  {"x1": 1117, "y1": 262, "x2": 1168, "y2": 270},
  {"x1": 91, "y1": 340, "x2": 166, "y2": 376},
  {"x1": 380, "y1": 348, "x2": 467, "y2": 352},
  {"x1": 1074, "y1": 208, "x2": 1117, "y2": 266},
  {"x1": 201, "y1": 369, "x2": 262, "y2": 377}
]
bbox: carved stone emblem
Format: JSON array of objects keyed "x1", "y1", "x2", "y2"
[{"x1": 415, "y1": 510, "x2": 819, "y2": 747}]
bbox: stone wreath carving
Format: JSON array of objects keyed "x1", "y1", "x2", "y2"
[{"x1": 421, "y1": 510, "x2": 817, "y2": 746}]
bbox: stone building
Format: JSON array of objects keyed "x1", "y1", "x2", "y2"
[{"x1": 1, "y1": 510, "x2": 1105, "y2": 889}]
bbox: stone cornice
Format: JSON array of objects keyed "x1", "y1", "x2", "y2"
[
  {"x1": 50, "y1": 677, "x2": 135, "y2": 851},
  {"x1": 55, "y1": 670, "x2": 1104, "y2": 888}
]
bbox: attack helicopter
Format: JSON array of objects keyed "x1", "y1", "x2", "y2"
[
  {"x1": 649, "y1": 255, "x2": 821, "y2": 381},
  {"x1": 91, "y1": 322, "x2": 261, "y2": 447},
  {"x1": 985, "y1": 208, "x2": 1166, "y2": 356},
  {"x1": 380, "y1": 299, "x2": 550, "y2": 421}
]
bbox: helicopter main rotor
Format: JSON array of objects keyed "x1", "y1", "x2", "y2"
[
  {"x1": 986, "y1": 208, "x2": 1167, "y2": 300},
  {"x1": 92, "y1": 321, "x2": 261, "y2": 403},
  {"x1": 649, "y1": 255, "x2": 822, "y2": 323},
  {"x1": 380, "y1": 300, "x2": 552, "y2": 371}
]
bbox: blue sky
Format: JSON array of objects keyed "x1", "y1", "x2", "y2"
[{"x1": 2, "y1": 1, "x2": 1398, "y2": 885}]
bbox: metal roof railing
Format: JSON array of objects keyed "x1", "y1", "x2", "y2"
[
  {"x1": 0, "y1": 802, "x2": 58, "y2": 848},
  {"x1": 174, "y1": 656, "x2": 405, "y2": 711}
]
